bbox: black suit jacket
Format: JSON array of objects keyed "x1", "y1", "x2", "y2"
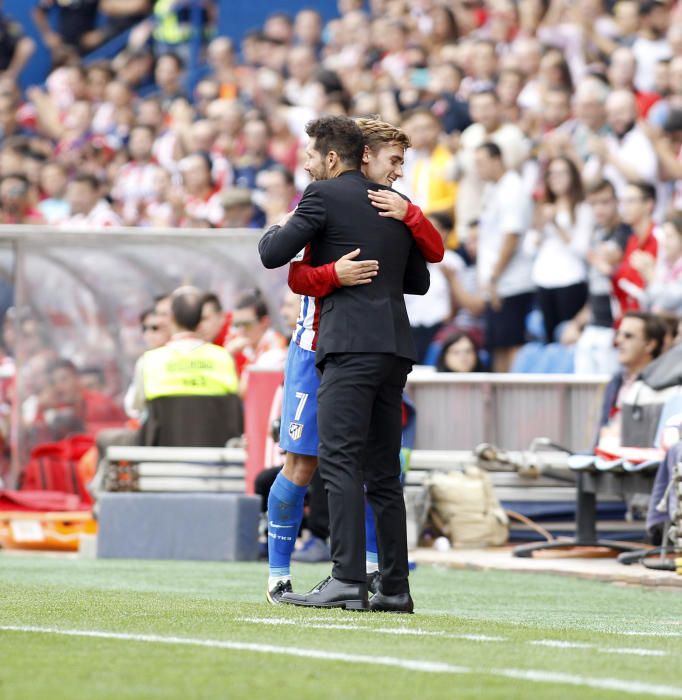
[{"x1": 259, "y1": 169, "x2": 430, "y2": 365}]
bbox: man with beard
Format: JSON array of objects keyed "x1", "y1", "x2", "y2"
[
  {"x1": 259, "y1": 116, "x2": 432, "y2": 613},
  {"x1": 261, "y1": 117, "x2": 443, "y2": 608}
]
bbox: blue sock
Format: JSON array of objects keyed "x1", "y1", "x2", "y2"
[
  {"x1": 365, "y1": 498, "x2": 379, "y2": 572},
  {"x1": 267, "y1": 472, "x2": 307, "y2": 579}
]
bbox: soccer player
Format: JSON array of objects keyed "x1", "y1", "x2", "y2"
[{"x1": 266, "y1": 117, "x2": 444, "y2": 603}]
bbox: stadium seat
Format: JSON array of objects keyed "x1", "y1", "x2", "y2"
[{"x1": 510, "y1": 342, "x2": 544, "y2": 373}]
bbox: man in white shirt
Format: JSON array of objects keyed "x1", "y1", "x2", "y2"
[
  {"x1": 475, "y1": 142, "x2": 535, "y2": 372},
  {"x1": 449, "y1": 89, "x2": 530, "y2": 242},
  {"x1": 632, "y1": 0, "x2": 672, "y2": 93}
]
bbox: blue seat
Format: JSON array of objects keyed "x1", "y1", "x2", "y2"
[
  {"x1": 535, "y1": 343, "x2": 575, "y2": 374},
  {"x1": 510, "y1": 342, "x2": 544, "y2": 373},
  {"x1": 422, "y1": 340, "x2": 442, "y2": 367}
]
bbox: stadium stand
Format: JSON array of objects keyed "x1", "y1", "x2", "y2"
[{"x1": 0, "y1": 0, "x2": 680, "y2": 558}]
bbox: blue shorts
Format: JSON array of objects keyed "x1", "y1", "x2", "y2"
[{"x1": 279, "y1": 341, "x2": 320, "y2": 456}]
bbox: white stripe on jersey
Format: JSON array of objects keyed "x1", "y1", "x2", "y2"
[{"x1": 293, "y1": 294, "x2": 318, "y2": 352}]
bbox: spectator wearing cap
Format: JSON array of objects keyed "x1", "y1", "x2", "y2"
[{"x1": 221, "y1": 188, "x2": 264, "y2": 229}]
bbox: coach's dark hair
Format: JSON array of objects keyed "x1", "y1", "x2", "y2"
[
  {"x1": 171, "y1": 287, "x2": 204, "y2": 332},
  {"x1": 305, "y1": 115, "x2": 364, "y2": 169},
  {"x1": 477, "y1": 141, "x2": 503, "y2": 160},
  {"x1": 235, "y1": 290, "x2": 269, "y2": 320},
  {"x1": 622, "y1": 311, "x2": 666, "y2": 358}
]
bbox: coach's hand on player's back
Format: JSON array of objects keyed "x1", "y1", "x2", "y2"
[
  {"x1": 335, "y1": 249, "x2": 379, "y2": 286},
  {"x1": 367, "y1": 189, "x2": 408, "y2": 220}
]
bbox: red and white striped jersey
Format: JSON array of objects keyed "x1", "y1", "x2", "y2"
[
  {"x1": 292, "y1": 293, "x2": 320, "y2": 352},
  {"x1": 112, "y1": 161, "x2": 164, "y2": 206}
]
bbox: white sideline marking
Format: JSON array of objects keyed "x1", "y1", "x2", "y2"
[
  {"x1": 530, "y1": 640, "x2": 668, "y2": 657},
  {"x1": 622, "y1": 631, "x2": 682, "y2": 638},
  {"x1": 1, "y1": 625, "x2": 681, "y2": 698},
  {"x1": 238, "y1": 617, "x2": 506, "y2": 642},
  {"x1": 597, "y1": 648, "x2": 668, "y2": 657},
  {"x1": 530, "y1": 641, "x2": 592, "y2": 649},
  {"x1": 241, "y1": 617, "x2": 670, "y2": 657}
]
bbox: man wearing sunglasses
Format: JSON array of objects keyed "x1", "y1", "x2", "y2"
[
  {"x1": 595, "y1": 310, "x2": 666, "y2": 447},
  {"x1": 225, "y1": 290, "x2": 288, "y2": 396}
]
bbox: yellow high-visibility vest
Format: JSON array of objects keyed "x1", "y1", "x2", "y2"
[
  {"x1": 143, "y1": 341, "x2": 238, "y2": 399},
  {"x1": 153, "y1": 0, "x2": 192, "y2": 45}
]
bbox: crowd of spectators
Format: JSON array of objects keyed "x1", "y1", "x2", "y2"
[{"x1": 0, "y1": 0, "x2": 682, "y2": 470}]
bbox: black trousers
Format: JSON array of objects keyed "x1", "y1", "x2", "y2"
[
  {"x1": 536, "y1": 282, "x2": 588, "y2": 344},
  {"x1": 317, "y1": 352, "x2": 411, "y2": 595}
]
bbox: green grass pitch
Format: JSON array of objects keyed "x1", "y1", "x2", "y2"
[{"x1": 1, "y1": 557, "x2": 681, "y2": 699}]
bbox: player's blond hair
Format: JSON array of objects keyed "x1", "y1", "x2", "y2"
[{"x1": 355, "y1": 116, "x2": 411, "y2": 153}]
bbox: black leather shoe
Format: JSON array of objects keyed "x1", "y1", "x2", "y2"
[
  {"x1": 367, "y1": 570, "x2": 381, "y2": 595},
  {"x1": 280, "y1": 576, "x2": 368, "y2": 610},
  {"x1": 369, "y1": 590, "x2": 414, "y2": 614}
]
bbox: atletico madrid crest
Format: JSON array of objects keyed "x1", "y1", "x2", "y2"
[{"x1": 288, "y1": 422, "x2": 304, "y2": 440}]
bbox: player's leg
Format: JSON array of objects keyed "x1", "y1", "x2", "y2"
[{"x1": 266, "y1": 343, "x2": 320, "y2": 603}]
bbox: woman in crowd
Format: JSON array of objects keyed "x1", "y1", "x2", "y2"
[
  {"x1": 531, "y1": 156, "x2": 592, "y2": 342},
  {"x1": 436, "y1": 331, "x2": 484, "y2": 373}
]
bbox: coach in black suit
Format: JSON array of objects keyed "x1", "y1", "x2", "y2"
[{"x1": 259, "y1": 116, "x2": 429, "y2": 613}]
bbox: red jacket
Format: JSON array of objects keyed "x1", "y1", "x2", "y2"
[{"x1": 288, "y1": 201, "x2": 444, "y2": 296}]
